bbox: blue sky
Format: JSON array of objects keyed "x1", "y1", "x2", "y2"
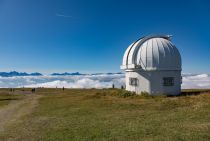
[{"x1": 0, "y1": 0, "x2": 210, "y2": 73}]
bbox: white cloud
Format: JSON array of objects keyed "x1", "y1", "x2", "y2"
[
  {"x1": 0, "y1": 74, "x2": 125, "y2": 88},
  {"x1": 0, "y1": 73, "x2": 209, "y2": 89},
  {"x1": 182, "y1": 74, "x2": 210, "y2": 89},
  {"x1": 56, "y1": 13, "x2": 73, "y2": 18}
]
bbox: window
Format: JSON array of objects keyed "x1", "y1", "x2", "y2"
[
  {"x1": 129, "y1": 78, "x2": 138, "y2": 86},
  {"x1": 163, "y1": 77, "x2": 174, "y2": 86}
]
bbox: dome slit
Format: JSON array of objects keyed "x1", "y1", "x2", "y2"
[{"x1": 126, "y1": 42, "x2": 137, "y2": 67}]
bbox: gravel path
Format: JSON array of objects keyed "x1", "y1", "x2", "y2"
[{"x1": 0, "y1": 94, "x2": 42, "y2": 133}]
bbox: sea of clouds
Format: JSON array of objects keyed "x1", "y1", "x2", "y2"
[{"x1": 0, "y1": 73, "x2": 209, "y2": 89}]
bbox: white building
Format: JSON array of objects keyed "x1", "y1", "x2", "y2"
[{"x1": 121, "y1": 35, "x2": 182, "y2": 95}]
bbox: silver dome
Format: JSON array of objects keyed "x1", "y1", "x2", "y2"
[{"x1": 121, "y1": 35, "x2": 181, "y2": 71}]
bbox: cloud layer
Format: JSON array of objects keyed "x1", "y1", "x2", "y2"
[
  {"x1": 0, "y1": 73, "x2": 209, "y2": 89},
  {"x1": 0, "y1": 74, "x2": 125, "y2": 88},
  {"x1": 182, "y1": 74, "x2": 210, "y2": 89}
]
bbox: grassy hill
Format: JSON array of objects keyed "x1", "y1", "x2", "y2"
[{"x1": 0, "y1": 88, "x2": 210, "y2": 141}]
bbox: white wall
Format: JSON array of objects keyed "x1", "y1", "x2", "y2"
[
  {"x1": 125, "y1": 70, "x2": 181, "y2": 95},
  {"x1": 125, "y1": 70, "x2": 150, "y2": 93}
]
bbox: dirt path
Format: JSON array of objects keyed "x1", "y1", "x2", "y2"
[{"x1": 0, "y1": 94, "x2": 42, "y2": 133}]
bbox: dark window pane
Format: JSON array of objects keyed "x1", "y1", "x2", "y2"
[
  {"x1": 163, "y1": 77, "x2": 174, "y2": 86},
  {"x1": 129, "y1": 78, "x2": 138, "y2": 86}
]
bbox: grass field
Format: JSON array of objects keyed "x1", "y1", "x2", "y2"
[{"x1": 0, "y1": 88, "x2": 210, "y2": 141}]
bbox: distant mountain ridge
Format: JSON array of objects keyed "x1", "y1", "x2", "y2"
[
  {"x1": 0, "y1": 71, "x2": 42, "y2": 77},
  {"x1": 51, "y1": 72, "x2": 85, "y2": 76},
  {"x1": 51, "y1": 72, "x2": 123, "y2": 76},
  {"x1": 0, "y1": 71, "x2": 124, "y2": 77}
]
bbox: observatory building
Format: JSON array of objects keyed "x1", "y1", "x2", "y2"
[{"x1": 121, "y1": 35, "x2": 182, "y2": 95}]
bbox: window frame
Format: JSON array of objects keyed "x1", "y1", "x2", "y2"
[
  {"x1": 129, "y1": 77, "x2": 139, "y2": 86},
  {"x1": 163, "y1": 77, "x2": 174, "y2": 86}
]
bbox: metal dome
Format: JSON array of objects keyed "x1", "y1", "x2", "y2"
[{"x1": 121, "y1": 35, "x2": 181, "y2": 71}]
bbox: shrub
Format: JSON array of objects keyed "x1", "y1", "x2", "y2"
[
  {"x1": 141, "y1": 91, "x2": 150, "y2": 97},
  {"x1": 117, "y1": 90, "x2": 136, "y2": 98}
]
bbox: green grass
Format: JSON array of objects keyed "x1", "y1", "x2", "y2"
[{"x1": 1, "y1": 88, "x2": 210, "y2": 141}]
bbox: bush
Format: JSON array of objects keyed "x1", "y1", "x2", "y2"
[
  {"x1": 117, "y1": 90, "x2": 136, "y2": 98},
  {"x1": 141, "y1": 91, "x2": 150, "y2": 96}
]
